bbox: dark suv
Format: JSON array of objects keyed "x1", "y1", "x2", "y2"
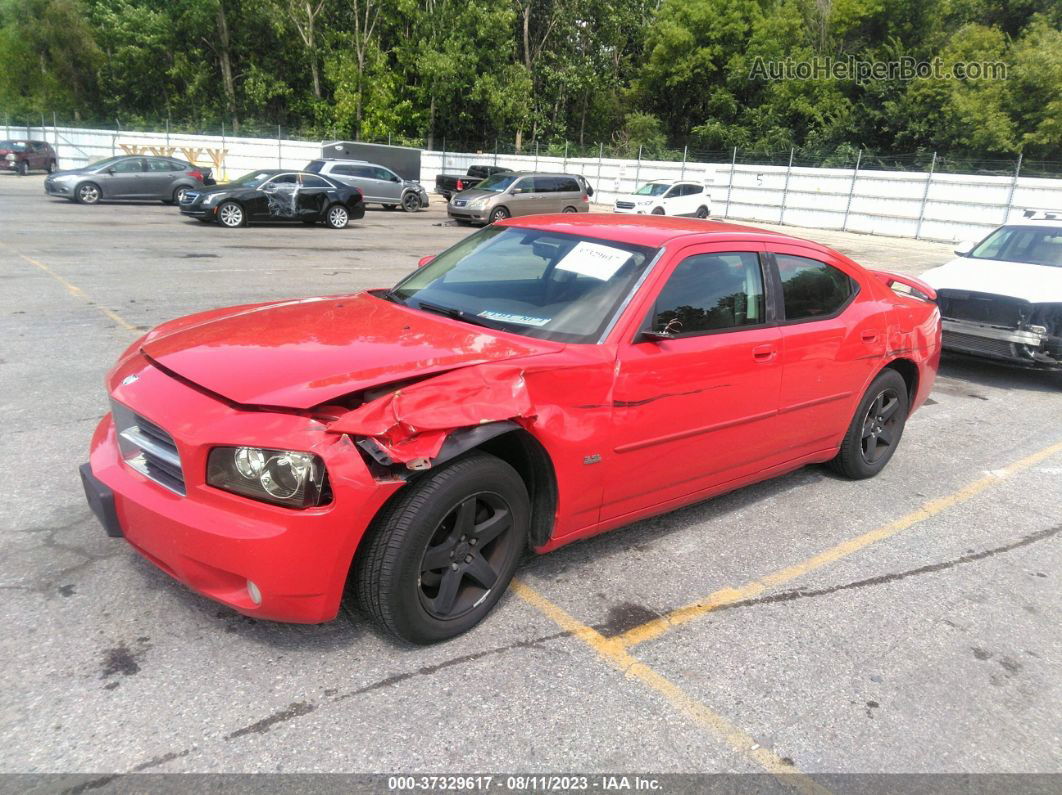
[{"x1": 1, "y1": 140, "x2": 58, "y2": 175}]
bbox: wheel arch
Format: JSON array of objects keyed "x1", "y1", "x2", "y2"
[{"x1": 883, "y1": 357, "x2": 919, "y2": 407}]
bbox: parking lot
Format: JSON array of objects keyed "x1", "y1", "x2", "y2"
[{"x1": 1, "y1": 173, "x2": 1060, "y2": 784}]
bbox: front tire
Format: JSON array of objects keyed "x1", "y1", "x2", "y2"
[
  {"x1": 488, "y1": 206, "x2": 509, "y2": 224},
  {"x1": 829, "y1": 368, "x2": 909, "y2": 479},
  {"x1": 354, "y1": 452, "x2": 529, "y2": 644},
  {"x1": 401, "y1": 192, "x2": 421, "y2": 213},
  {"x1": 16, "y1": 161, "x2": 28, "y2": 176},
  {"x1": 217, "y1": 201, "x2": 245, "y2": 228},
  {"x1": 651, "y1": 206, "x2": 665, "y2": 215},
  {"x1": 325, "y1": 204, "x2": 349, "y2": 229},
  {"x1": 75, "y1": 182, "x2": 101, "y2": 204}
]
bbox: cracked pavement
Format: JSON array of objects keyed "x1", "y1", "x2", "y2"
[{"x1": 1, "y1": 174, "x2": 1060, "y2": 779}]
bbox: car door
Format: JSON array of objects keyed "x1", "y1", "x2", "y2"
[
  {"x1": 766, "y1": 244, "x2": 889, "y2": 457},
  {"x1": 255, "y1": 173, "x2": 300, "y2": 220},
  {"x1": 103, "y1": 157, "x2": 147, "y2": 198},
  {"x1": 29, "y1": 142, "x2": 46, "y2": 169},
  {"x1": 372, "y1": 166, "x2": 405, "y2": 203},
  {"x1": 143, "y1": 158, "x2": 177, "y2": 197},
  {"x1": 506, "y1": 176, "x2": 536, "y2": 216},
  {"x1": 296, "y1": 174, "x2": 333, "y2": 219},
  {"x1": 602, "y1": 243, "x2": 784, "y2": 521},
  {"x1": 660, "y1": 184, "x2": 682, "y2": 215}
]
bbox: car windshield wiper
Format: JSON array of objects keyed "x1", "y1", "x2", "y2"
[
  {"x1": 379, "y1": 289, "x2": 406, "y2": 306},
  {"x1": 414, "y1": 300, "x2": 505, "y2": 330}
]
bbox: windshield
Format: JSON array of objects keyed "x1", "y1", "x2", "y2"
[
  {"x1": 0, "y1": 140, "x2": 28, "y2": 151},
  {"x1": 390, "y1": 226, "x2": 658, "y2": 343},
  {"x1": 88, "y1": 156, "x2": 124, "y2": 170},
  {"x1": 970, "y1": 225, "x2": 1062, "y2": 267},
  {"x1": 472, "y1": 173, "x2": 519, "y2": 192},
  {"x1": 229, "y1": 171, "x2": 276, "y2": 188},
  {"x1": 635, "y1": 183, "x2": 670, "y2": 196}
]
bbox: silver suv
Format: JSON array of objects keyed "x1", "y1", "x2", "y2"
[
  {"x1": 306, "y1": 159, "x2": 428, "y2": 212},
  {"x1": 447, "y1": 172, "x2": 594, "y2": 225}
]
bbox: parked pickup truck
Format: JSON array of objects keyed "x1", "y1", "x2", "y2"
[{"x1": 435, "y1": 165, "x2": 512, "y2": 199}]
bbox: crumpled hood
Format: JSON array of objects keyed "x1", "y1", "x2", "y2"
[
  {"x1": 921, "y1": 257, "x2": 1062, "y2": 303},
  {"x1": 139, "y1": 291, "x2": 562, "y2": 409}
]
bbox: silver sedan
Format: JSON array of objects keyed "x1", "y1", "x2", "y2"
[{"x1": 44, "y1": 156, "x2": 213, "y2": 205}]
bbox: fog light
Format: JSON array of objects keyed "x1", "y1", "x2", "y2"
[{"x1": 247, "y1": 580, "x2": 262, "y2": 605}]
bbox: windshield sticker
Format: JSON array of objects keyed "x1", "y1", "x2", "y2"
[
  {"x1": 556, "y1": 241, "x2": 632, "y2": 281},
  {"x1": 478, "y1": 310, "x2": 551, "y2": 327}
]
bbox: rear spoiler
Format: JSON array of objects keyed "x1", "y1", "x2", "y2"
[{"x1": 872, "y1": 270, "x2": 936, "y2": 301}]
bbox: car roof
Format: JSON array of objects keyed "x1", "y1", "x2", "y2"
[
  {"x1": 501, "y1": 213, "x2": 836, "y2": 251},
  {"x1": 318, "y1": 158, "x2": 370, "y2": 164}
]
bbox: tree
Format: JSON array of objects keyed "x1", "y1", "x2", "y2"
[{"x1": 287, "y1": 0, "x2": 328, "y2": 99}]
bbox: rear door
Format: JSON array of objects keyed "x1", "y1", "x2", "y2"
[
  {"x1": 143, "y1": 158, "x2": 177, "y2": 197},
  {"x1": 603, "y1": 243, "x2": 783, "y2": 520},
  {"x1": 296, "y1": 174, "x2": 332, "y2": 219},
  {"x1": 766, "y1": 244, "x2": 889, "y2": 456}
]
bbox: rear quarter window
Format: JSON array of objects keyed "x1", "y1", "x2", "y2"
[{"x1": 305, "y1": 160, "x2": 325, "y2": 173}]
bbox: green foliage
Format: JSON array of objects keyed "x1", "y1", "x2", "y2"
[{"x1": 0, "y1": 0, "x2": 1057, "y2": 163}]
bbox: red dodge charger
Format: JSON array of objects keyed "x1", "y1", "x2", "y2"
[{"x1": 82, "y1": 215, "x2": 941, "y2": 643}]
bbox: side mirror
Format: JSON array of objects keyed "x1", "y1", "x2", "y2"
[
  {"x1": 417, "y1": 254, "x2": 435, "y2": 268},
  {"x1": 637, "y1": 329, "x2": 675, "y2": 343},
  {"x1": 106, "y1": 167, "x2": 116, "y2": 175},
  {"x1": 954, "y1": 240, "x2": 976, "y2": 257}
]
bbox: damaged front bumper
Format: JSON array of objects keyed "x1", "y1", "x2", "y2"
[{"x1": 941, "y1": 318, "x2": 1062, "y2": 369}]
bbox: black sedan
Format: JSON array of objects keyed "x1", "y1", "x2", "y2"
[{"x1": 180, "y1": 170, "x2": 365, "y2": 228}]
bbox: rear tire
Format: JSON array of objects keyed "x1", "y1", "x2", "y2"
[
  {"x1": 172, "y1": 185, "x2": 190, "y2": 205},
  {"x1": 354, "y1": 452, "x2": 529, "y2": 644},
  {"x1": 46, "y1": 160, "x2": 56, "y2": 174},
  {"x1": 696, "y1": 205, "x2": 709, "y2": 219},
  {"x1": 325, "y1": 204, "x2": 349, "y2": 229},
  {"x1": 562, "y1": 206, "x2": 578, "y2": 213},
  {"x1": 75, "y1": 182, "x2": 101, "y2": 204},
  {"x1": 217, "y1": 201, "x2": 245, "y2": 228},
  {"x1": 16, "y1": 161, "x2": 28, "y2": 176},
  {"x1": 829, "y1": 368, "x2": 909, "y2": 479}
]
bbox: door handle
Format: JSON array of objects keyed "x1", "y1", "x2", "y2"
[
  {"x1": 861, "y1": 330, "x2": 880, "y2": 343},
  {"x1": 752, "y1": 344, "x2": 776, "y2": 362}
]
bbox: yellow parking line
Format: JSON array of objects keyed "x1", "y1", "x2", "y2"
[
  {"x1": 619, "y1": 439, "x2": 1062, "y2": 648},
  {"x1": 2, "y1": 241, "x2": 138, "y2": 332},
  {"x1": 511, "y1": 580, "x2": 831, "y2": 795}
]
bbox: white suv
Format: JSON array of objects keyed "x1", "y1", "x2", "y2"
[
  {"x1": 920, "y1": 209, "x2": 1062, "y2": 370},
  {"x1": 613, "y1": 180, "x2": 710, "y2": 218}
]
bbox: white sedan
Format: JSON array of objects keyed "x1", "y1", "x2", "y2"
[
  {"x1": 613, "y1": 180, "x2": 710, "y2": 218},
  {"x1": 920, "y1": 209, "x2": 1062, "y2": 370}
]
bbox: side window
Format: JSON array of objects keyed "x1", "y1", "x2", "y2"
[
  {"x1": 112, "y1": 158, "x2": 145, "y2": 173},
  {"x1": 301, "y1": 175, "x2": 329, "y2": 188},
  {"x1": 652, "y1": 252, "x2": 766, "y2": 335},
  {"x1": 663, "y1": 185, "x2": 680, "y2": 198},
  {"x1": 557, "y1": 177, "x2": 580, "y2": 192},
  {"x1": 512, "y1": 177, "x2": 531, "y2": 193},
  {"x1": 267, "y1": 174, "x2": 299, "y2": 188},
  {"x1": 776, "y1": 254, "x2": 855, "y2": 320},
  {"x1": 305, "y1": 160, "x2": 324, "y2": 173},
  {"x1": 373, "y1": 167, "x2": 399, "y2": 182},
  {"x1": 148, "y1": 159, "x2": 174, "y2": 172},
  {"x1": 685, "y1": 184, "x2": 703, "y2": 195},
  {"x1": 532, "y1": 176, "x2": 558, "y2": 192}
]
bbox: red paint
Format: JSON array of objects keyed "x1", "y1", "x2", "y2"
[{"x1": 87, "y1": 214, "x2": 940, "y2": 622}]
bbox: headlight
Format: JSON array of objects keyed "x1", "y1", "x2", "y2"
[
  {"x1": 202, "y1": 193, "x2": 223, "y2": 206},
  {"x1": 207, "y1": 446, "x2": 329, "y2": 508},
  {"x1": 5, "y1": 154, "x2": 15, "y2": 161},
  {"x1": 469, "y1": 197, "x2": 488, "y2": 208}
]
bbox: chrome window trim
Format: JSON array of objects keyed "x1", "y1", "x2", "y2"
[{"x1": 595, "y1": 244, "x2": 669, "y2": 344}]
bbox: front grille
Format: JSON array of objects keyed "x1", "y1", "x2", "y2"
[
  {"x1": 943, "y1": 331, "x2": 1019, "y2": 360},
  {"x1": 111, "y1": 401, "x2": 185, "y2": 495},
  {"x1": 453, "y1": 199, "x2": 467, "y2": 207},
  {"x1": 615, "y1": 201, "x2": 635, "y2": 209},
  {"x1": 936, "y1": 290, "x2": 1028, "y2": 327}
]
